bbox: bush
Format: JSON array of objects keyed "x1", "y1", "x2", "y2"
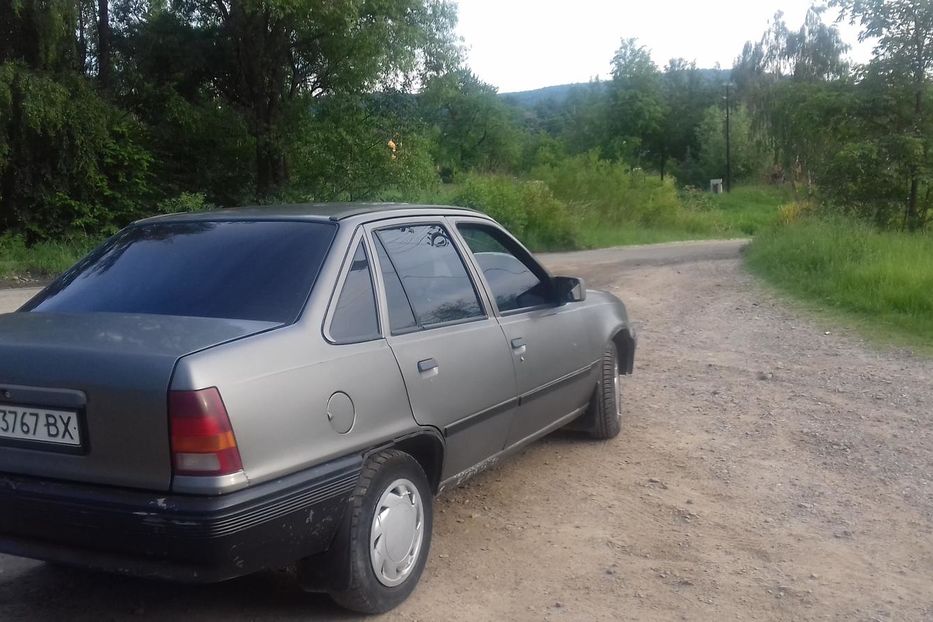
[
  {"x1": 679, "y1": 186, "x2": 716, "y2": 211},
  {"x1": 0, "y1": 232, "x2": 99, "y2": 279},
  {"x1": 0, "y1": 63, "x2": 153, "y2": 239},
  {"x1": 138, "y1": 89, "x2": 256, "y2": 207},
  {"x1": 531, "y1": 153, "x2": 689, "y2": 228},
  {"x1": 154, "y1": 192, "x2": 213, "y2": 214},
  {"x1": 288, "y1": 95, "x2": 439, "y2": 202},
  {"x1": 777, "y1": 200, "x2": 814, "y2": 225},
  {"x1": 452, "y1": 174, "x2": 579, "y2": 250}
]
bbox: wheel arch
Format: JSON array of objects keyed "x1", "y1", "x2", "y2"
[
  {"x1": 297, "y1": 431, "x2": 444, "y2": 594},
  {"x1": 611, "y1": 325, "x2": 636, "y2": 375},
  {"x1": 584, "y1": 290, "x2": 636, "y2": 376},
  {"x1": 385, "y1": 429, "x2": 445, "y2": 495}
]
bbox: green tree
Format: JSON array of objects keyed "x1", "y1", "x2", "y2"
[
  {"x1": 116, "y1": 10, "x2": 256, "y2": 204},
  {"x1": 658, "y1": 58, "x2": 715, "y2": 180},
  {"x1": 289, "y1": 92, "x2": 437, "y2": 201},
  {"x1": 0, "y1": 0, "x2": 78, "y2": 71},
  {"x1": 178, "y1": 0, "x2": 457, "y2": 197},
  {"x1": 834, "y1": 0, "x2": 933, "y2": 229},
  {"x1": 0, "y1": 1, "x2": 152, "y2": 237},
  {"x1": 419, "y1": 69, "x2": 522, "y2": 177},
  {"x1": 734, "y1": 7, "x2": 851, "y2": 195},
  {"x1": 692, "y1": 103, "x2": 767, "y2": 187},
  {"x1": 0, "y1": 65, "x2": 152, "y2": 237},
  {"x1": 606, "y1": 39, "x2": 666, "y2": 166},
  {"x1": 556, "y1": 80, "x2": 609, "y2": 156}
]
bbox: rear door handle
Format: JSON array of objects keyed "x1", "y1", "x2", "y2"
[
  {"x1": 511, "y1": 337, "x2": 526, "y2": 354},
  {"x1": 417, "y1": 358, "x2": 439, "y2": 376}
]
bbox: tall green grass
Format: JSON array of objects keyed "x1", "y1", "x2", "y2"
[
  {"x1": 572, "y1": 183, "x2": 788, "y2": 248},
  {"x1": 705, "y1": 185, "x2": 790, "y2": 235},
  {"x1": 441, "y1": 155, "x2": 788, "y2": 251},
  {"x1": 0, "y1": 234, "x2": 98, "y2": 280},
  {"x1": 746, "y1": 218, "x2": 933, "y2": 347}
]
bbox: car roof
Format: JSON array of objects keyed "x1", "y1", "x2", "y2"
[{"x1": 135, "y1": 203, "x2": 491, "y2": 225}]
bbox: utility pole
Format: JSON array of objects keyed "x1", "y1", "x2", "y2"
[{"x1": 725, "y1": 82, "x2": 732, "y2": 193}]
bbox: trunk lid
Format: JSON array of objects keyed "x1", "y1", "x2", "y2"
[{"x1": 0, "y1": 311, "x2": 278, "y2": 491}]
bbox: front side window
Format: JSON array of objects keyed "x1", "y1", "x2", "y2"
[
  {"x1": 24, "y1": 220, "x2": 336, "y2": 323},
  {"x1": 458, "y1": 223, "x2": 553, "y2": 312},
  {"x1": 374, "y1": 225, "x2": 483, "y2": 329},
  {"x1": 329, "y1": 241, "x2": 380, "y2": 343}
]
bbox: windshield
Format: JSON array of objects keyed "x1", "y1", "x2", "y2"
[{"x1": 23, "y1": 220, "x2": 336, "y2": 323}]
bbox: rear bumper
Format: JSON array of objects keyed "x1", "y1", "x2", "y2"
[{"x1": 0, "y1": 455, "x2": 361, "y2": 583}]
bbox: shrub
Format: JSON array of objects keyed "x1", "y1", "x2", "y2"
[
  {"x1": 0, "y1": 63, "x2": 153, "y2": 240},
  {"x1": 777, "y1": 200, "x2": 814, "y2": 225},
  {"x1": 0, "y1": 232, "x2": 99, "y2": 278},
  {"x1": 452, "y1": 174, "x2": 579, "y2": 250},
  {"x1": 531, "y1": 153, "x2": 687, "y2": 228},
  {"x1": 679, "y1": 186, "x2": 716, "y2": 211},
  {"x1": 154, "y1": 192, "x2": 213, "y2": 214},
  {"x1": 287, "y1": 95, "x2": 438, "y2": 202}
]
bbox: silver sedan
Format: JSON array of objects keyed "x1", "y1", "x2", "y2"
[{"x1": 0, "y1": 203, "x2": 636, "y2": 613}]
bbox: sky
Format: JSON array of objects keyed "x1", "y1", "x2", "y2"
[{"x1": 453, "y1": 0, "x2": 875, "y2": 93}]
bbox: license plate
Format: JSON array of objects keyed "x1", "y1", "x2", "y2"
[{"x1": 0, "y1": 405, "x2": 81, "y2": 447}]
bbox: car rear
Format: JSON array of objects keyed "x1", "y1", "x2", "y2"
[{"x1": 0, "y1": 217, "x2": 355, "y2": 581}]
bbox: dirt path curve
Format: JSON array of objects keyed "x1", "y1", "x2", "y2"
[{"x1": 1, "y1": 240, "x2": 931, "y2": 621}]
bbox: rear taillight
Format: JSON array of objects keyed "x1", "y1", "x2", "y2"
[{"x1": 169, "y1": 388, "x2": 243, "y2": 476}]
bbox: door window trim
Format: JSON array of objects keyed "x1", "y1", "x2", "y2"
[
  {"x1": 322, "y1": 227, "x2": 383, "y2": 345},
  {"x1": 366, "y1": 219, "x2": 491, "y2": 336},
  {"x1": 450, "y1": 218, "x2": 559, "y2": 318}
]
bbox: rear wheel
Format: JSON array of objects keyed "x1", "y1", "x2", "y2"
[
  {"x1": 587, "y1": 342, "x2": 622, "y2": 439},
  {"x1": 328, "y1": 449, "x2": 433, "y2": 614}
]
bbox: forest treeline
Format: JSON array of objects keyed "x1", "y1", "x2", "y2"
[{"x1": 0, "y1": 0, "x2": 930, "y2": 244}]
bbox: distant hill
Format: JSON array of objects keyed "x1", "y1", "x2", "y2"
[
  {"x1": 500, "y1": 83, "x2": 602, "y2": 107},
  {"x1": 501, "y1": 68, "x2": 732, "y2": 108}
]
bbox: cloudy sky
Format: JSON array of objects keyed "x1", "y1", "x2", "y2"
[{"x1": 454, "y1": 0, "x2": 874, "y2": 92}]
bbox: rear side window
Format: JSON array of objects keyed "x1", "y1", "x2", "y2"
[
  {"x1": 329, "y1": 242, "x2": 380, "y2": 343},
  {"x1": 458, "y1": 224, "x2": 553, "y2": 312},
  {"x1": 375, "y1": 225, "x2": 483, "y2": 329},
  {"x1": 24, "y1": 221, "x2": 336, "y2": 323},
  {"x1": 373, "y1": 236, "x2": 418, "y2": 333}
]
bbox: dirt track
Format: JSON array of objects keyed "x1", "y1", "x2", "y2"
[{"x1": 1, "y1": 240, "x2": 931, "y2": 621}]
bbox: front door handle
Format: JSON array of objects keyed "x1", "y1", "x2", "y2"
[
  {"x1": 417, "y1": 358, "x2": 439, "y2": 376},
  {"x1": 511, "y1": 337, "x2": 526, "y2": 354}
]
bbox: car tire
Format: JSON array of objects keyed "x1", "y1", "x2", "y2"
[
  {"x1": 587, "y1": 342, "x2": 622, "y2": 439},
  {"x1": 328, "y1": 449, "x2": 433, "y2": 614}
]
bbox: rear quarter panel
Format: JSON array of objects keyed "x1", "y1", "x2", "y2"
[
  {"x1": 171, "y1": 220, "x2": 418, "y2": 488},
  {"x1": 172, "y1": 327, "x2": 414, "y2": 487}
]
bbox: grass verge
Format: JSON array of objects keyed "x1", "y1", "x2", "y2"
[
  {"x1": 0, "y1": 235, "x2": 98, "y2": 282},
  {"x1": 746, "y1": 217, "x2": 933, "y2": 350},
  {"x1": 576, "y1": 184, "x2": 788, "y2": 249},
  {"x1": 706, "y1": 185, "x2": 790, "y2": 236}
]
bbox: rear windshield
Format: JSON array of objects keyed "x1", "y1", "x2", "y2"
[{"x1": 24, "y1": 220, "x2": 336, "y2": 323}]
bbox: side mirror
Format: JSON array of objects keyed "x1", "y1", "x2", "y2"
[{"x1": 553, "y1": 276, "x2": 586, "y2": 304}]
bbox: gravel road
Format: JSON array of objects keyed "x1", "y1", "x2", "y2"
[{"x1": 1, "y1": 239, "x2": 931, "y2": 621}]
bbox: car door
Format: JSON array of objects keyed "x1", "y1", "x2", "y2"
[
  {"x1": 366, "y1": 219, "x2": 518, "y2": 481},
  {"x1": 453, "y1": 219, "x2": 598, "y2": 448}
]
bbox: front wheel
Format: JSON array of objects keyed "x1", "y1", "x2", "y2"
[
  {"x1": 328, "y1": 449, "x2": 433, "y2": 614},
  {"x1": 587, "y1": 342, "x2": 622, "y2": 439}
]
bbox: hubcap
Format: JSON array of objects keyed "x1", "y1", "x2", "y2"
[{"x1": 370, "y1": 478, "x2": 424, "y2": 587}]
